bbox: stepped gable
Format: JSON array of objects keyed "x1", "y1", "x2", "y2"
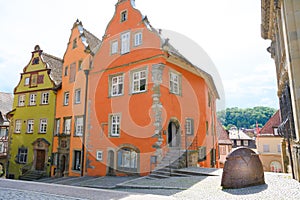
[{"x1": 41, "y1": 52, "x2": 63, "y2": 86}]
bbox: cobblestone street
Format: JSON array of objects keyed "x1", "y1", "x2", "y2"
[{"x1": 0, "y1": 170, "x2": 299, "y2": 199}]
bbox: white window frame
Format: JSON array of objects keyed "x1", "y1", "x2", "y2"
[
  {"x1": 75, "y1": 89, "x2": 81, "y2": 104},
  {"x1": 185, "y1": 118, "x2": 194, "y2": 135},
  {"x1": 27, "y1": 119, "x2": 34, "y2": 133},
  {"x1": 15, "y1": 120, "x2": 21, "y2": 133},
  {"x1": 134, "y1": 32, "x2": 142, "y2": 46},
  {"x1": 0, "y1": 142, "x2": 4, "y2": 153},
  {"x1": 24, "y1": 77, "x2": 30, "y2": 86},
  {"x1": 41, "y1": 92, "x2": 49, "y2": 105},
  {"x1": 75, "y1": 116, "x2": 84, "y2": 136},
  {"x1": 118, "y1": 149, "x2": 137, "y2": 169},
  {"x1": 277, "y1": 144, "x2": 281, "y2": 153},
  {"x1": 64, "y1": 118, "x2": 71, "y2": 135},
  {"x1": 39, "y1": 119, "x2": 47, "y2": 133},
  {"x1": 18, "y1": 94, "x2": 25, "y2": 107},
  {"x1": 0, "y1": 128, "x2": 6, "y2": 137},
  {"x1": 96, "y1": 151, "x2": 103, "y2": 161},
  {"x1": 198, "y1": 146, "x2": 207, "y2": 161},
  {"x1": 236, "y1": 140, "x2": 241, "y2": 146},
  {"x1": 121, "y1": 32, "x2": 130, "y2": 54},
  {"x1": 243, "y1": 140, "x2": 249, "y2": 146},
  {"x1": 131, "y1": 69, "x2": 147, "y2": 94},
  {"x1": 64, "y1": 92, "x2": 70, "y2": 106},
  {"x1": 18, "y1": 148, "x2": 28, "y2": 164},
  {"x1": 110, "y1": 114, "x2": 121, "y2": 137},
  {"x1": 54, "y1": 118, "x2": 60, "y2": 136},
  {"x1": 170, "y1": 71, "x2": 181, "y2": 95},
  {"x1": 111, "y1": 74, "x2": 124, "y2": 97},
  {"x1": 111, "y1": 40, "x2": 118, "y2": 55},
  {"x1": 29, "y1": 93, "x2": 36, "y2": 106}
]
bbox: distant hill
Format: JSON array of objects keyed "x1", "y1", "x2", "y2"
[{"x1": 217, "y1": 106, "x2": 277, "y2": 130}]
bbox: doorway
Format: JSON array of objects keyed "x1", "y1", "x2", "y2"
[
  {"x1": 107, "y1": 150, "x2": 115, "y2": 176},
  {"x1": 35, "y1": 150, "x2": 45, "y2": 171},
  {"x1": 168, "y1": 121, "x2": 180, "y2": 147}
]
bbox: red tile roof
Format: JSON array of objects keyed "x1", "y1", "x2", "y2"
[
  {"x1": 217, "y1": 120, "x2": 232, "y2": 145},
  {"x1": 260, "y1": 110, "x2": 280, "y2": 135}
]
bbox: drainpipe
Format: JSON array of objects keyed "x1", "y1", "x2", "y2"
[{"x1": 81, "y1": 69, "x2": 89, "y2": 176}]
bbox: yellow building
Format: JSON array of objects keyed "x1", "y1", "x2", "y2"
[
  {"x1": 7, "y1": 46, "x2": 62, "y2": 180},
  {"x1": 257, "y1": 111, "x2": 283, "y2": 172},
  {"x1": 261, "y1": 0, "x2": 300, "y2": 181}
]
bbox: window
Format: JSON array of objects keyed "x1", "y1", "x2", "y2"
[
  {"x1": 64, "y1": 118, "x2": 71, "y2": 135},
  {"x1": 0, "y1": 143, "x2": 4, "y2": 153},
  {"x1": 243, "y1": 140, "x2": 249, "y2": 146},
  {"x1": 30, "y1": 74, "x2": 38, "y2": 87},
  {"x1": 64, "y1": 92, "x2": 70, "y2": 106},
  {"x1": 29, "y1": 93, "x2": 36, "y2": 106},
  {"x1": 277, "y1": 144, "x2": 281, "y2": 153},
  {"x1": 24, "y1": 77, "x2": 30, "y2": 86},
  {"x1": 118, "y1": 148, "x2": 137, "y2": 170},
  {"x1": 39, "y1": 119, "x2": 47, "y2": 133},
  {"x1": 134, "y1": 32, "x2": 142, "y2": 46},
  {"x1": 73, "y1": 150, "x2": 81, "y2": 171},
  {"x1": 27, "y1": 120, "x2": 34, "y2": 133},
  {"x1": 96, "y1": 151, "x2": 103, "y2": 161},
  {"x1": 75, "y1": 89, "x2": 81, "y2": 104},
  {"x1": 15, "y1": 120, "x2": 21, "y2": 133},
  {"x1": 0, "y1": 127, "x2": 7, "y2": 137},
  {"x1": 72, "y1": 38, "x2": 77, "y2": 49},
  {"x1": 18, "y1": 148, "x2": 28, "y2": 164},
  {"x1": 54, "y1": 119, "x2": 60, "y2": 136},
  {"x1": 208, "y1": 93, "x2": 211, "y2": 107},
  {"x1": 75, "y1": 117, "x2": 84, "y2": 136},
  {"x1": 263, "y1": 144, "x2": 270, "y2": 152},
  {"x1": 110, "y1": 114, "x2": 121, "y2": 137},
  {"x1": 132, "y1": 70, "x2": 147, "y2": 93},
  {"x1": 37, "y1": 75, "x2": 44, "y2": 84},
  {"x1": 206, "y1": 121, "x2": 209, "y2": 135},
  {"x1": 41, "y1": 92, "x2": 49, "y2": 105},
  {"x1": 236, "y1": 140, "x2": 241, "y2": 146},
  {"x1": 111, "y1": 75, "x2": 124, "y2": 97},
  {"x1": 64, "y1": 66, "x2": 68, "y2": 76},
  {"x1": 78, "y1": 60, "x2": 83, "y2": 71},
  {"x1": 170, "y1": 72, "x2": 181, "y2": 95},
  {"x1": 121, "y1": 10, "x2": 128, "y2": 22},
  {"x1": 185, "y1": 118, "x2": 194, "y2": 135},
  {"x1": 69, "y1": 63, "x2": 76, "y2": 83},
  {"x1": 32, "y1": 57, "x2": 39, "y2": 65},
  {"x1": 18, "y1": 95, "x2": 25, "y2": 107},
  {"x1": 121, "y1": 32, "x2": 130, "y2": 54},
  {"x1": 198, "y1": 146, "x2": 207, "y2": 161},
  {"x1": 220, "y1": 146, "x2": 226, "y2": 155},
  {"x1": 111, "y1": 41, "x2": 118, "y2": 55}
]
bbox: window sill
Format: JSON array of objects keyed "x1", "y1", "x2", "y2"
[
  {"x1": 38, "y1": 132, "x2": 47, "y2": 134},
  {"x1": 131, "y1": 90, "x2": 147, "y2": 95},
  {"x1": 109, "y1": 94, "x2": 124, "y2": 98},
  {"x1": 74, "y1": 135, "x2": 83, "y2": 137}
]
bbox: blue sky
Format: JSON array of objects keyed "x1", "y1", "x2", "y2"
[{"x1": 0, "y1": 0, "x2": 278, "y2": 109}]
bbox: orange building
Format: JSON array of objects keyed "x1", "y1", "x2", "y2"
[
  {"x1": 51, "y1": 20, "x2": 101, "y2": 177},
  {"x1": 84, "y1": 0, "x2": 219, "y2": 176}
]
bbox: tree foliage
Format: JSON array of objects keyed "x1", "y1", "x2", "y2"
[{"x1": 217, "y1": 106, "x2": 277, "y2": 130}]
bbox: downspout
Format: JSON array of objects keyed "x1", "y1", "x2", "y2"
[{"x1": 81, "y1": 69, "x2": 89, "y2": 176}]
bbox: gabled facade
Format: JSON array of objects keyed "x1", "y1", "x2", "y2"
[
  {"x1": 51, "y1": 20, "x2": 101, "y2": 177},
  {"x1": 229, "y1": 127, "x2": 256, "y2": 149},
  {"x1": 0, "y1": 92, "x2": 13, "y2": 177},
  {"x1": 261, "y1": 0, "x2": 300, "y2": 181},
  {"x1": 7, "y1": 45, "x2": 62, "y2": 179},
  {"x1": 85, "y1": 0, "x2": 219, "y2": 176},
  {"x1": 257, "y1": 110, "x2": 283, "y2": 172}
]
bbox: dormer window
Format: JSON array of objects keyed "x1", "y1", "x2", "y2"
[{"x1": 121, "y1": 10, "x2": 128, "y2": 22}]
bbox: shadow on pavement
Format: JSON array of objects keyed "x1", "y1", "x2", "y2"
[{"x1": 222, "y1": 184, "x2": 268, "y2": 195}]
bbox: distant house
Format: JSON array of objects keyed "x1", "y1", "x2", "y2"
[
  {"x1": 257, "y1": 110, "x2": 283, "y2": 173},
  {"x1": 0, "y1": 92, "x2": 13, "y2": 177},
  {"x1": 217, "y1": 121, "x2": 232, "y2": 168},
  {"x1": 229, "y1": 127, "x2": 256, "y2": 149}
]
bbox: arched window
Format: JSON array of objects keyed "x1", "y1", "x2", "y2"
[{"x1": 117, "y1": 148, "x2": 137, "y2": 172}]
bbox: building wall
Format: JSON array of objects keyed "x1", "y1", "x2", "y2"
[
  {"x1": 86, "y1": 0, "x2": 218, "y2": 176},
  {"x1": 8, "y1": 48, "x2": 58, "y2": 179}
]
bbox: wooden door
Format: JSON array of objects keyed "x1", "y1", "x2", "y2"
[{"x1": 36, "y1": 150, "x2": 45, "y2": 171}]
